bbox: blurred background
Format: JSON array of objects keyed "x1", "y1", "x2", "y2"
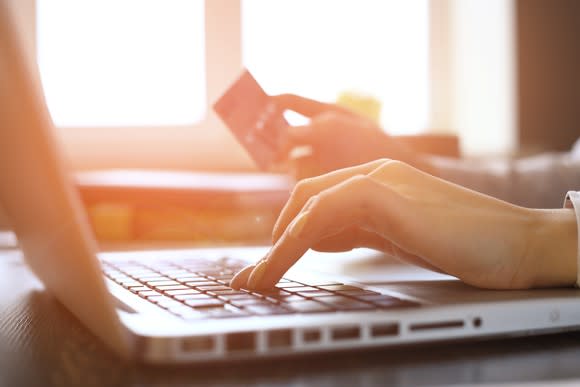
[
  {"x1": 9, "y1": 0, "x2": 580, "y2": 169},
  {"x1": 3, "y1": 0, "x2": 580, "y2": 243}
]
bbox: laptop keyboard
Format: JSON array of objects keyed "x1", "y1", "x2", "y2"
[{"x1": 102, "y1": 257, "x2": 419, "y2": 320}]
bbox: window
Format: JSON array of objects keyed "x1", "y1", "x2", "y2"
[
  {"x1": 28, "y1": 1, "x2": 515, "y2": 169},
  {"x1": 242, "y1": 0, "x2": 429, "y2": 134},
  {"x1": 37, "y1": 0, "x2": 206, "y2": 127}
]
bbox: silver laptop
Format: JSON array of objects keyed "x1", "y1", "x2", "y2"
[{"x1": 2, "y1": 1, "x2": 580, "y2": 364}]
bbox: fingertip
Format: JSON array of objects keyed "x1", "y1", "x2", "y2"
[
  {"x1": 270, "y1": 94, "x2": 327, "y2": 118},
  {"x1": 247, "y1": 260, "x2": 268, "y2": 289},
  {"x1": 255, "y1": 266, "x2": 285, "y2": 289},
  {"x1": 229, "y1": 265, "x2": 255, "y2": 290}
]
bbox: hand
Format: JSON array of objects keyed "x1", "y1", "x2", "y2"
[
  {"x1": 231, "y1": 159, "x2": 577, "y2": 290},
  {"x1": 273, "y1": 94, "x2": 432, "y2": 180}
]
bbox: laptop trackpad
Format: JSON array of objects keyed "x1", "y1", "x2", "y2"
[{"x1": 370, "y1": 279, "x2": 580, "y2": 305}]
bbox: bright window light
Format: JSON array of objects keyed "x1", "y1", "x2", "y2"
[
  {"x1": 242, "y1": 0, "x2": 429, "y2": 134},
  {"x1": 36, "y1": 0, "x2": 206, "y2": 127}
]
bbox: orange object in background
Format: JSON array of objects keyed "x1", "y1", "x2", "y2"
[
  {"x1": 77, "y1": 134, "x2": 458, "y2": 245},
  {"x1": 76, "y1": 170, "x2": 291, "y2": 244},
  {"x1": 397, "y1": 134, "x2": 460, "y2": 158},
  {"x1": 336, "y1": 91, "x2": 382, "y2": 124}
]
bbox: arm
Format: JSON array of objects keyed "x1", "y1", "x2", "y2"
[
  {"x1": 273, "y1": 94, "x2": 580, "y2": 209},
  {"x1": 431, "y1": 152, "x2": 580, "y2": 208},
  {"x1": 231, "y1": 160, "x2": 578, "y2": 291}
]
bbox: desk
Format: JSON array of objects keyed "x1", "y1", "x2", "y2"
[{"x1": 2, "y1": 248, "x2": 580, "y2": 387}]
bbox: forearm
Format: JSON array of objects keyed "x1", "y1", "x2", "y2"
[{"x1": 428, "y1": 153, "x2": 580, "y2": 208}]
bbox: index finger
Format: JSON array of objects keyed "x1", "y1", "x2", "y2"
[
  {"x1": 258, "y1": 174, "x2": 405, "y2": 289},
  {"x1": 271, "y1": 94, "x2": 350, "y2": 118},
  {"x1": 272, "y1": 159, "x2": 388, "y2": 243}
]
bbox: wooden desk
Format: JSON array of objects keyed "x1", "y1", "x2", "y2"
[{"x1": 2, "y1": 248, "x2": 580, "y2": 387}]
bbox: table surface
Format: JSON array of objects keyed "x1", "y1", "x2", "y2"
[{"x1": 2, "y1": 243, "x2": 580, "y2": 387}]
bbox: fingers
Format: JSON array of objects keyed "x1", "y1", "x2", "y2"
[
  {"x1": 255, "y1": 174, "x2": 407, "y2": 289},
  {"x1": 271, "y1": 94, "x2": 348, "y2": 118},
  {"x1": 280, "y1": 111, "x2": 350, "y2": 150},
  {"x1": 272, "y1": 159, "x2": 388, "y2": 244},
  {"x1": 276, "y1": 125, "x2": 316, "y2": 158},
  {"x1": 229, "y1": 264, "x2": 255, "y2": 289},
  {"x1": 275, "y1": 112, "x2": 336, "y2": 161}
]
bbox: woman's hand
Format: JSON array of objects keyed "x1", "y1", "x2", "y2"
[
  {"x1": 273, "y1": 94, "x2": 433, "y2": 180},
  {"x1": 231, "y1": 159, "x2": 577, "y2": 290}
]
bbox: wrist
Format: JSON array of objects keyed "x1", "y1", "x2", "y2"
[{"x1": 528, "y1": 209, "x2": 577, "y2": 288}]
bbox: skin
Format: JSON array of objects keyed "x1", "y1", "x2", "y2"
[
  {"x1": 272, "y1": 94, "x2": 436, "y2": 181},
  {"x1": 231, "y1": 159, "x2": 578, "y2": 290}
]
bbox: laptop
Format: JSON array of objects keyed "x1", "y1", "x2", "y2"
[{"x1": 2, "y1": 1, "x2": 580, "y2": 364}]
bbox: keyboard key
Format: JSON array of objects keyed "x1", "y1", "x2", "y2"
[
  {"x1": 203, "y1": 307, "x2": 247, "y2": 319},
  {"x1": 129, "y1": 286, "x2": 151, "y2": 293},
  {"x1": 317, "y1": 285, "x2": 361, "y2": 292},
  {"x1": 135, "y1": 275, "x2": 168, "y2": 282},
  {"x1": 217, "y1": 294, "x2": 257, "y2": 303},
  {"x1": 155, "y1": 285, "x2": 190, "y2": 291},
  {"x1": 175, "y1": 294, "x2": 214, "y2": 301},
  {"x1": 184, "y1": 298, "x2": 224, "y2": 308},
  {"x1": 138, "y1": 290, "x2": 162, "y2": 298},
  {"x1": 207, "y1": 289, "x2": 248, "y2": 297},
  {"x1": 160, "y1": 270, "x2": 190, "y2": 278},
  {"x1": 185, "y1": 281, "x2": 219, "y2": 287},
  {"x1": 230, "y1": 298, "x2": 269, "y2": 307},
  {"x1": 210, "y1": 274, "x2": 235, "y2": 280},
  {"x1": 275, "y1": 282, "x2": 306, "y2": 289},
  {"x1": 286, "y1": 300, "x2": 333, "y2": 313},
  {"x1": 176, "y1": 276, "x2": 208, "y2": 283},
  {"x1": 271, "y1": 294, "x2": 305, "y2": 303},
  {"x1": 146, "y1": 280, "x2": 180, "y2": 287},
  {"x1": 196, "y1": 285, "x2": 231, "y2": 292},
  {"x1": 147, "y1": 295, "x2": 172, "y2": 304},
  {"x1": 316, "y1": 296, "x2": 374, "y2": 311},
  {"x1": 296, "y1": 290, "x2": 335, "y2": 298},
  {"x1": 304, "y1": 281, "x2": 343, "y2": 287},
  {"x1": 337, "y1": 289, "x2": 380, "y2": 297},
  {"x1": 251, "y1": 289, "x2": 289, "y2": 298},
  {"x1": 204, "y1": 270, "x2": 235, "y2": 279},
  {"x1": 108, "y1": 273, "x2": 131, "y2": 281},
  {"x1": 124, "y1": 269, "x2": 155, "y2": 275},
  {"x1": 166, "y1": 289, "x2": 201, "y2": 296},
  {"x1": 119, "y1": 281, "x2": 144, "y2": 288},
  {"x1": 283, "y1": 286, "x2": 320, "y2": 294}
]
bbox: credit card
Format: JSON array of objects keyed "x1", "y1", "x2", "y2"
[{"x1": 213, "y1": 69, "x2": 288, "y2": 170}]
